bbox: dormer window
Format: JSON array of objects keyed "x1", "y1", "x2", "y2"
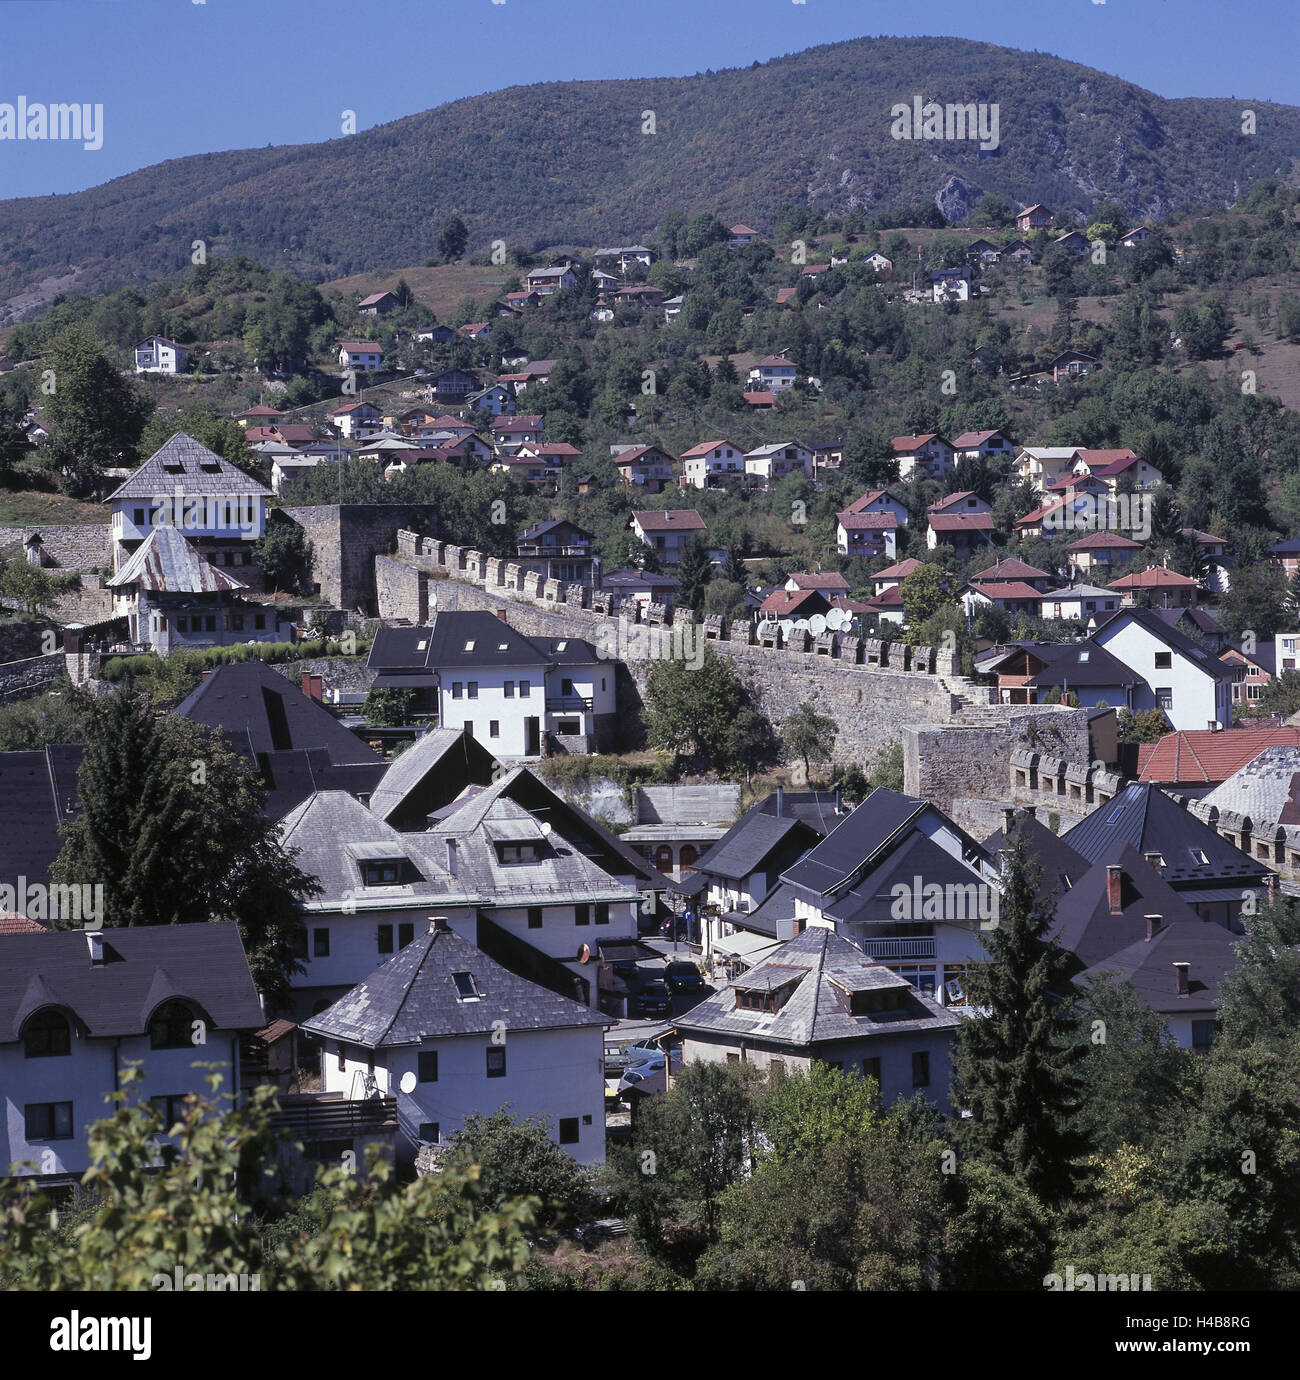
[
  {"x1": 150, "y1": 1000, "x2": 196, "y2": 1050},
  {"x1": 496, "y1": 841, "x2": 540, "y2": 864},
  {"x1": 452, "y1": 971, "x2": 481, "y2": 1002},
  {"x1": 362, "y1": 862, "x2": 400, "y2": 886},
  {"x1": 24, "y1": 1009, "x2": 71, "y2": 1058},
  {"x1": 463, "y1": 640, "x2": 475, "y2": 652}
]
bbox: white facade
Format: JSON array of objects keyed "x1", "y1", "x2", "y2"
[
  {"x1": 322, "y1": 1025, "x2": 607, "y2": 1165},
  {"x1": 134, "y1": 338, "x2": 187, "y2": 375},
  {"x1": 743, "y1": 443, "x2": 813, "y2": 485},
  {"x1": 681, "y1": 443, "x2": 743, "y2": 489},
  {"x1": 339, "y1": 345, "x2": 383, "y2": 372},
  {"x1": 1092, "y1": 618, "x2": 1234, "y2": 731}
]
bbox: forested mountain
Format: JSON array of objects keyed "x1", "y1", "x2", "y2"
[{"x1": 1, "y1": 34, "x2": 1297, "y2": 313}]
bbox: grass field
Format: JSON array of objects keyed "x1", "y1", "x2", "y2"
[{"x1": 323, "y1": 262, "x2": 516, "y2": 323}]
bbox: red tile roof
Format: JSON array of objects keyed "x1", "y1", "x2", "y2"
[
  {"x1": 632, "y1": 509, "x2": 707, "y2": 533},
  {"x1": 968, "y1": 581, "x2": 1044, "y2": 600},
  {"x1": 874, "y1": 557, "x2": 924, "y2": 581},
  {"x1": 928, "y1": 512, "x2": 994, "y2": 532},
  {"x1": 1139, "y1": 727, "x2": 1300, "y2": 785},
  {"x1": 681, "y1": 439, "x2": 740, "y2": 458},
  {"x1": 1108, "y1": 566, "x2": 1198, "y2": 589},
  {"x1": 951, "y1": 429, "x2": 1006, "y2": 448},
  {"x1": 970, "y1": 557, "x2": 1049, "y2": 582},
  {"x1": 891, "y1": 433, "x2": 940, "y2": 451},
  {"x1": 929, "y1": 490, "x2": 981, "y2": 513},
  {"x1": 837, "y1": 511, "x2": 899, "y2": 530},
  {"x1": 789, "y1": 572, "x2": 850, "y2": 591},
  {"x1": 743, "y1": 391, "x2": 777, "y2": 406},
  {"x1": 0, "y1": 913, "x2": 47, "y2": 935},
  {"x1": 760, "y1": 588, "x2": 827, "y2": 617},
  {"x1": 1065, "y1": 531, "x2": 1144, "y2": 550}
]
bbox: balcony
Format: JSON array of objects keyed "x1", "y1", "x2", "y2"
[
  {"x1": 517, "y1": 544, "x2": 591, "y2": 558},
  {"x1": 268, "y1": 1091, "x2": 397, "y2": 1140},
  {"x1": 546, "y1": 694, "x2": 593, "y2": 712},
  {"x1": 861, "y1": 937, "x2": 936, "y2": 959}
]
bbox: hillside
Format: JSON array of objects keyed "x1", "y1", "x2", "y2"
[{"x1": 1, "y1": 34, "x2": 1297, "y2": 316}]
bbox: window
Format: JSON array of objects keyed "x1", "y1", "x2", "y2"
[
  {"x1": 1156, "y1": 687, "x2": 1174, "y2": 711},
  {"x1": 205, "y1": 616, "x2": 216, "y2": 632},
  {"x1": 595, "y1": 902, "x2": 610, "y2": 925},
  {"x1": 177, "y1": 617, "x2": 188, "y2": 633},
  {"x1": 463, "y1": 721, "x2": 473, "y2": 738},
  {"x1": 25, "y1": 1102, "x2": 73, "y2": 1141},
  {"x1": 313, "y1": 928, "x2": 330, "y2": 958},
  {"x1": 254, "y1": 613, "x2": 266, "y2": 630},
  {"x1": 377, "y1": 924, "x2": 393, "y2": 954},
  {"x1": 528, "y1": 906, "x2": 543, "y2": 929},
  {"x1": 398, "y1": 922, "x2": 414, "y2": 949},
  {"x1": 862, "y1": 1057, "x2": 882, "y2": 1089},
  {"x1": 337, "y1": 1043, "x2": 346, "y2": 1072},
  {"x1": 1154, "y1": 651, "x2": 1172, "y2": 669},
  {"x1": 451, "y1": 682, "x2": 463, "y2": 699},
  {"x1": 24, "y1": 1010, "x2": 71, "y2": 1058},
  {"x1": 519, "y1": 680, "x2": 531, "y2": 698},
  {"x1": 725, "y1": 1053, "x2": 740, "y2": 1064},
  {"x1": 468, "y1": 682, "x2": 478, "y2": 699},
  {"x1": 134, "y1": 508, "x2": 145, "y2": 525},
  {"x1": 559, "y1": 1117, "x2": 580, "y2": 1145},
  {"x1": 504, "y1": 681, "x2": 515, "y2": 698},
  {"x1": 418, "y1": 1051, "x2": 439, "y2": 1082},
  {"x1": 490, "y1": 720, "x2": 500, "y2": 738},
  {"x1": 574, "y1": 904, "x2": 589, "y2": 926},
  {"x1": 150, "y1": 1001, "x2": 195, "y2": 1050},
  {"x1": 1191, "y1": 1020, "x2": 1216, "y2": 1052},
  {"x1": 445, "y1": 972, "x2": 482, "y2": 1006},
  {"x1": 290, "y1": 928, "x2": 308, "y2": 960},
  {"x1": 151, "y1": 1094, "x2": 189, "y2": 1128},
  {"x1": 419, "y1": 1122, "x2": 441, "y2": 1143},
  {"x1": 911, "y1": 1051, "x2": 931, "y2": 1087},
  {"x1": 363, "y1": 862, "x2": 398, "y2": 885},
  {"x1": 486, "y1": 1047, "x2": 506, "y2": 1078},
  {"x1": 231, "y1": 613, "x2": 244, "y2": 631}
]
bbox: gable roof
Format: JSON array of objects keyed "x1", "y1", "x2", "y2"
[
  {"x1": 1138, "y1": 727, "x2": 1300, "y2": 786},
  {"x1": 695, "y1": 806, "x2": 820, "y2": 883},
  {"x1": 970, "y1": 557, "x2": 1048, "y2": 582},
  {"x1": 1196, "y1": 745, "x2": 1300, "y2": 825},
  {"x1": 106, "y1": 433, "x2": 272, "y2": 502},
  {"x1": 1092, "y1": 607, "x2": 1232, "y2": 682},
  {"x1": 1108, "y1": 566, "x2": 1199, "y2": 590},
  {"x1": 1061, "y1": 782, "x2": 1267, "y2": 887},
  {"x1": 632, "y1": 509, "x2": 706, "y2": 533},
  {"x1": 0, "y1": 923, "x2": 263, "y2": 1043},
  {"x1": 175, "y1": 661, "x2": 381, "y2": 766},
  {"x1": 301, "y1": 921, "x2": 608, "y2": 1048},
  {"x1": 981, "y1": 810, "x2": 1089, "y2": 907}
]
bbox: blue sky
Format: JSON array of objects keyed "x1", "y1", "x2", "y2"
[{"x1": 0, "y1": 0, "x2": 1295, "y2": 200}]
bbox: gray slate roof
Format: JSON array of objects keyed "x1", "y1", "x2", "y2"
[
  {"x1": 0, "y1": 922, "x2": 264, "y2": 1043},
  {"x1": 106, "y1": 432, "x2": 272, "y2": 502},
  {"x1": 675, "y1": 927, "x2": 959, "y2": 1048},
  {"x1": 1195, "y1": 746, "x2": 1300, "y2": 827},
  {"x1": 368, "y1": 727, "x2": 499, "y2": 825},
  {"x1": 694, "y1": 807, "x2": 820, "y2": 883},
  {"x1": 301, "y1": 922, "x2": 609, "y2": 1047},
  {"x1": 0, "y1": 745, "x2": 83, "y2": 890}
]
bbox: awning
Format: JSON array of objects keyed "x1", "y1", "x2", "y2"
[
  {"x1": 597, "y1": 940, "x2": 661, "y2": 963},
  {"x1": 712, "y1": 931, "x2": 783, "y2": 962}
]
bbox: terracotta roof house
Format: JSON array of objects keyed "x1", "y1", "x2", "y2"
[
  {"x1": 630, "y1": 509, "x2": 707, "y2": 564},
  {"x1": 951, "y1": 428, "x2": 1015, "y2": 461},
  {"x1": 1108, "y1": 566, "x2": 1201, "y2": 609},
  {"x1": 970, "y1": 557, "x2": 1050, "y2": 590},
  {"x1": 1138, "y1": 726, "x2": 1300, "y2": 792},
  {"x1": 758, "y1": 588, "x2": 832, "y2": 621},
  {"x1": 891, "y1": 433, "x2": 954, "y2": 481},
  {"x1": 1066, "y1": 530, "x2": 1144, "y2": 578}
]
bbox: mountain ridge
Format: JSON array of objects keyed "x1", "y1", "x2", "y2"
[{"x1": 0, "y1": 34, "x2": 1296, "y2": 314}]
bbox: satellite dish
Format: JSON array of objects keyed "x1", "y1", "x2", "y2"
[
  {"x1": 793, "y1": 619, "x2": 810, "y2": 632},
  {"x1": 826, "y1": 607, "x2": 847, "y2": 631},
  {"x1": 809, "y1": 613, "x2": 827, "y2": 635},
  {"x1": 540, "y1": 821, "x2": 552, "y2": 835},
  {"x1": 577, "y1": 944, "x2": 592, "y2": 965},
  {"x1": 758, "y1": 618, "x2": 778, "y2": 637},
  {"x1": 779, "y1": 620, "x2": 794, "y2": 638},
  {"x1": 398, "y1": 1071, "x2": 417, "y2": 1096}
]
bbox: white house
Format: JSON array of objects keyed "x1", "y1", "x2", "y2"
[
  {"x1": 930, "y1": 268, "x2": 971, "y2": 303},
  {"x1": 1091, "y1": 607, "x2": 1235, "y2": 731},
  {"x1": 330, "y1": 402, "x2": 383, "y2": 438},
  {"x1": 951, "y1": 429, "x2": 1015, "y2": 463},
  {"x1": 133, "y1": 337, "x2": 187, "y2": 375},
  {"x1": 302, "y1": 918, "x2": 611, "y2": 1166},
  {"x1": 891, "y1": 434, "x2": 954, "y2": 481},
  {"x1": 1039, "y1": 583, "x2": 1122, "y2": 624},
  {"x1": 743, "y1": 442, "x2": 813, "y2": 486},
  {"x1": 630, "y1": 509, "x2": 707, "y2": 563},
  {"x1": 680, "y1": 439, "x2": 744, "y2": 489},
  {"x1": 676, "y1": 927, "x2": 960, "y2": 1111},
  {"x1": 747, "y1": 355, "x2": 798, "y2": 391},
  {"x1": 1015, "y1": 446, "x2": 1081, "y2": 492},
  {"x1": 338, "y1": 342, "x2": 384, "y2": 373},
  {"x1": 524, "y1": 267, "x2": 577, "y2": 295},
  {"x1": 0, "y1": 924, "x2": 264, "y2": 1179}
]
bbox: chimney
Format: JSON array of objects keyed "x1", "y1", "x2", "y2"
[
  {"x1": 775, "y1": 784, "x2": 783, "y2": 818},
  {"x1": 1266, "y1": 874, "x2": 1278, "y2": 901},
  {"x1": 446, "y1": 838, "x2": 458, "y2": 877},
  {"x1": 1145, "y1": 913, "x2": 1162, "y2": 941},
  {"x1": 301, "y1": 672, "x2": 323, "y2": 701},
  {"x1": 1143, "y1": 851, "x2": 1163, "y2": 874},
  {"x1": 86, "y1": 931, "x2": 104, "y2": 965},
  {"x1": 1026, "y1": 805, "x2": 1036, "y2": 820},
  {"x1": 1002, "y1": 807, "x2": 1017, "y2": 836},
  {"x1": 1106, "y1": 864, "x2": 1123, "y2": 914},
  {"x1": 428, "y1": 915, "x2": 450, "y2": 934},
  {"x1": 1173, "y1": 961, "x2": 1189, "y2": 996},
  {"x1": 495, "y1": 608, "x2": 508, "y2": 623},
  {"x1": 834, "y1": 786, "x2": 842, "y2": 814}
]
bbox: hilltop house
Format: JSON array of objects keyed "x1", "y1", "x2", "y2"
[
  {"x1": 680, "y1": 440, "x2": 745, "y2": 489},
  {"x1": 930, "y1": 267, "x2": 971, "y2": 303},
  {"x1": 338, "y1": 342, "x2": 384, "y2": 373},
  {"x1": 613, "y1": 444, "x2": 675, "y2": 492},
  {"x1": 747, "y1": 355, "x2": 798, "y2": 391},
  {"x1": 524, "y1": 266, "x2": 576, "y2": 295},
  {"x1": 516, "y1": 519, "x2": 598, "y2": 586},
  {"x1": 330, "y1": 402, "x2": 384, "y2": 439},
  {"x1": 358, "y1": 291, "x2": 398, "y2": 316},
  {"x1": 630, "y1": 509, "x2": 707, "y2": 564},
  {"x1": 1066, "y1": 531, "x2": 1144, "y2": 580},
  {"x1": 1016, "y1": 204, "x2": 1052, "y2": 231},
  {"x1": 1051, "y1": 349, "x2": 1100, "y2": 382},
  {"x1": 926, "y1": 491, "x2": 994, "y2": 555},
  {"x1": 492, "y1": 415, "x2": 544, "y2": 452},
  {"x1": 892, "y1": 434, "x2": 954, "y2": 481},
  {"x1": 134, "y1": 337, "x2": 187, "y2": 375},
  {"x1": 951, "y1": 429, "x2": 1014, "y2": 462},
  {"x1": 1108, "y1": 566, "x2": 1202, "y2": 610},
  {"x1": 743, "y1": 442, "x2": 813, "y2": 486}
]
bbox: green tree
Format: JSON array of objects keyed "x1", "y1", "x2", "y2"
[
  {"x1": 674, "y1": 538, "x2": 713, "y2": 610},
  {"x1": 782, "y1": 700, "x2": 838, "y2": 781},
  {"x1": 363, "y1": 687, "x2": 415, "y2": 727},
  {"x1": 953, "y1": 832, "x2": 1090, "y2": 1201},
  {"x1": 50, "y1": 694, "x2": 317, "y2": 996},
  {"x1": 867, "y1": 740, "x2": 905, "y2": 792},
  {"x1": 43, "y1": 325, "x2": 153, "y2": 494},
  {"x1": 1217, "y1": 896, "x2": 1300, "y2": 1050},
  {"x1": 436, "y1": 215, "x2": 469, "y2": 263},
  {"x1": 644, "y1": 646, "x2": 755, "y2": 771},
  {"x1": 899, "y1": 564, "x2": 949, "y2": 634},
  {"x1": 256, "y1": 519, "x2": 313, "y2": 594},
  {"x1": 0, "y1": 1067, "x2": 537, "y2": 1291}
]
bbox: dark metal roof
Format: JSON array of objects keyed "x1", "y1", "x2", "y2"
[
  {"x1": 1060, "y1": 782, "x2": 1268, "y2": 887},
  {"x1": 982, "y1": 812, "x2": 1089, "y2": 908},
  {"x1": 107, "y1": 525, "x2": 246, "y2": 593},
  {"x1": 0, "y1": 923, "x2": 264, "y2": 1043},
  {"x1": 781, "y1": 788, "x2": 927, "y2": 895},
  {"x1": 694, "y1": 807, "x2": 820, "y2": 883},
  {"x1": 301, "y1": 922, "x2": 609, "y2": 1047},
  {"x1": 175, "y1": 662, "x2": 382, "y2": 767},
  {"x1": 0, "y1": 745, "x2": 84, "y2": 890}
]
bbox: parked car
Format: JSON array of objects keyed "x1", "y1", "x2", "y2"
[
  {"x1": 665, "y1": 960, "x2": 705, "y2": 994},
  {"x1": 611, "y1": 957, "x2": 642, "y2": 983},
  {"x1": 630, "y1": 980, "x2": 671, "y2": 1018},
  {"x1": 619, "y1": 1057, "x2": 668, "y2": 1097}
]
